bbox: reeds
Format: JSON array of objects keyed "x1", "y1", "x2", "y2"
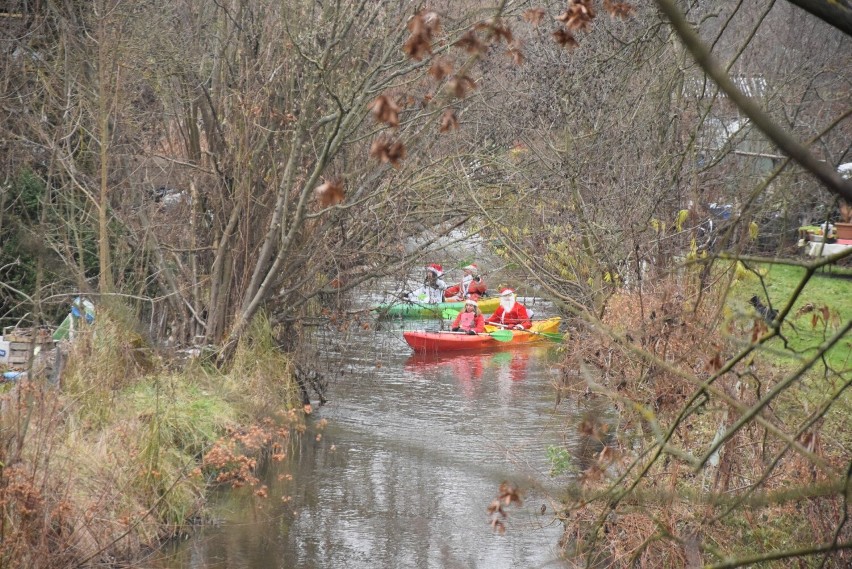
[{"x1": 0, "y1": 305, "x2": 304, "y2": 568}]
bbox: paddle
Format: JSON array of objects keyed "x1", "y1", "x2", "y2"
[
  {"x1": 442, "y1": 308, "x2": 461, "y2": 319},
  {"x1": 438, "y1": 329, "x2": 514, "y2": 342},
  {"x1": 489, "y1": 321, "x2": 565, "y2": 342},
  {"x1": 438, "y1": 308, "x2": 512, "y2": 341}
]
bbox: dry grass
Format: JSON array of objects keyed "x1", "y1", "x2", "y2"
[
  {"x1": 554, "y1": 275, "x2": 852, "y2": 568},
  {"x1": 0, "y1": 307, "x2": 304, "y2": 568}
]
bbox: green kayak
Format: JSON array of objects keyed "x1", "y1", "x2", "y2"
[{"x1": 374, "y1": 296, "x2": 500, "y2": 319}]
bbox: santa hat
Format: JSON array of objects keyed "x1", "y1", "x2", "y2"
[
  {"x1": 462, "y1": 264, "x2": 478, "y2": 272},
  {"x1": 465, "y1": 298, "x2": 478, "y2": 306},
  {"x1": 426, "y1": 263, "x2": 444, "y2": 277},
  {"x1": 499, "y1": 288, "x2": 515, "y2": 297}
]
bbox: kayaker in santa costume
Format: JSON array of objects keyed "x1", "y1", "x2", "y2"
[
  {"x1": 486, "y1": 289, "x2": 531, "y2": 330},
  {"x1": 450, "y1": 299, "x2": 486, "y2": 334},
  {"x1": 445, "y1": 263, "x2": 487, "y2": 301},
  {"x1": 406, "y1": 264, "x2": 447, "y2": 304}
]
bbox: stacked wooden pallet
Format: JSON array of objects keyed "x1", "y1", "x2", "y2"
[{"x1": 1, "y1": 327, "x2": 55, "y2": 369}]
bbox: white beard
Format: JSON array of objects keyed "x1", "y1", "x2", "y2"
[{"x1": 500, "y1": 298, "x2": 515, "y2": 312}]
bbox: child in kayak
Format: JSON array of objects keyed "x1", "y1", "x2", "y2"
[
  {"x1": 406, "y1": 263, "x2": 447, "y2": 304},
  {"x1": 451, "y1": 299, "x2": 486, "y2": 334}
]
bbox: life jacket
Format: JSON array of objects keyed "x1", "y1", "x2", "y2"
[{"x1": 458, "y1": 312, "x2": 476, "y2": 330}]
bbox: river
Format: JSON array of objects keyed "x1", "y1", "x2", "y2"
[{"x1": 151, "y1": 306, "x2": 586, "y2": 569}]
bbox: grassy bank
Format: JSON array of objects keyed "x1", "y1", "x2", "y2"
[
  {"x1": 0, "y1": 309, "x2": 305, "y2": 568},
  {"x1": 555, "y1": 261, "x2": 851, "y2": 567},
  {"x1": 723, "y1": 262, "x2": 852, "y2": 371}
]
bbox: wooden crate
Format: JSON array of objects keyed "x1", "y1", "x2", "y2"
[{"x1": 2, "y1": 327, "x2": 55, "y2": 368}]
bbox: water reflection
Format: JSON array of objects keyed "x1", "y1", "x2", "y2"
[
  {"x1": 152, "y1": 326, "x2": 572, "y2": 569},
  {"x1": 405, "y1": 348, "x2": 545, "y2": 400}
]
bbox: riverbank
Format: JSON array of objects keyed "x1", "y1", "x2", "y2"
[
  {"x1": 152, "y1": 324, "x2": 569, "y2": 569},
  {"x1": 0, "y1": 308, "x2": 307, "y2": 568},
  {"x1": 555, "y1": 263, "x2": 852, "y2": 567}
]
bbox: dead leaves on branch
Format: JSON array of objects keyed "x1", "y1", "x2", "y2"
[
  {"x1": 429, "y1": 57, "x2": 453, "y2": 81},
  {"x1": 381, "y1": 3, "x2": 638, "y2": 165},
  {"x1": 556, "y1": 0, "x2": 596, "y2": 32},
  {"x1": 794, "y1": 303, "x2": 839, "y2": 330},
  {"x1": 523, "y1": 8, "x2": 546, "y2": 25},
  {"x1": 550, "y1": 0, "x2": 634, "y2": 48},
  {"x1": 437, "y1": 108, "x2": 458, "y2": 133},
  {"x1": 492, "y1": 22, "x2": 514, "y2": 44},
  {"x1": 454, "y1": 29, "x2": 486, "y2": 55},
  {"x1": 404, "y1": 10, "x2": 441, "y2": 61},
  {"x1": 368, "y1": 96, "x2": 406, "y2": 166},
  {"x1": 456, "y1": 19, "x2": 519, "y2": 63},
  {"x1": 446, "y1": 74, "x2": 476, "y2": 99},
  {"x1": 552, "y1": 28, "x2": 579, "y2": 49},
  {"x1": 487, "y1": 482, "x2": 523, "y2": 534},
  {"x1": 506, "y1": 41, "x2": 524, "y2": 65},
  {"x1": 706, "y1": 351, "x2": 724, "y2": 373},
  {"x1": 314, "y1": 178, "x2": 345, "y2": 207},
  {"x1": 604, "y1": 0, "x2": 635, "y2": 19},
  {"x1": 370, "y1": 95, "x2": 401, "y2": 128},
  {"x1": 370, "y1": 135, "x2": 406, "y2": 167}
]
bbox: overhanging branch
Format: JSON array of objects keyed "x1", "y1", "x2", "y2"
[{"x1": 656, "y1": 0, "x2": 852, "y2": 203}]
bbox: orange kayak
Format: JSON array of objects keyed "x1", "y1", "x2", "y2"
[{"x1": 403, "y1": 318, "x2": 561, "y2": 353}]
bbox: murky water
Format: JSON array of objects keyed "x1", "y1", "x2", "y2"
[{"x1": 152, "y1": 309, "x2": 584, "y2": 569}]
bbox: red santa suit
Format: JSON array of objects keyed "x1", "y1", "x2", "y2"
[
  {"x1": 445, "y1": 264, "x2": 488, "y2": 300},
  {"x1": 486, "y1": 289, "x2": 531, "y2": 329}
]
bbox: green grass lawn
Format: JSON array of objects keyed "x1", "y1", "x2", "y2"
[{"x1": 726, "y1": 263, "x2": 852, "y2": 372}]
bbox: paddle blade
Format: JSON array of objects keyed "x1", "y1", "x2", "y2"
[
  {"x1": 538, "y1": 332, "x2": 564, "y2": 342},
  {"x1": 442, "y1": 309, "x2": 460, "y2": 320},
  {"x1": 488, "y1": 329, "x2": 514, "y2": 342}
]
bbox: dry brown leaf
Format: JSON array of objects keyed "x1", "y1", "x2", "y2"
[
  {"x1": 446, "y1": 74, "x2": 476, "y2": 98},
  {"x1": 369, "y1": 94, "x2": 401, "y2": 127},
  {"x1": 498, "y1": 482, "x2": 522, "y2": 506},
  {"x1": 403, "y1": 11, "x2": 441, "y2": 61},
  {"x1": 408, "y1": 10, "x2": 441, "y2": 37},
  {"x1": 604, "y1": 0, "x2": 635, "y2": 19},
  {"x1": 751, "y1": 319, "x2": 767, "y2": 342},
  {"x1": 506, "y1": 41, "x2": 524, "y2": 65},
  {"x1": 421, "y1": 11, "x2": 441, "y2": 36},
  {"x1": 429, "y1": 57, "x2": 453, "y2": 81},
  {"x1": 523, "y1": 8, "x2": 546, "y2": 25},
  {"x1": 552, "y1": 28, "x2": 579, "y2": 48},
  {"x1": 555, "y1": 0, "x2": 596, "y2": 32},
  {"x1": 314, "y1": 178, "x2": 344, "y2": 207},
  {"x1": 795, "y1": 303, "x2": 815, "y2": 318},
  {"x1": 454, "y1": 29, "x2": 485, "y2": 54},
  {"x1": 706, "y1": 352, "x2": 723, "y2": 373},
  {"x1": 598, "y1": 446, "x2": 619, "y2": 465},
  {"x1": 491, "y1": 22, "x2": 514, "y2": 43},
  {"x1": 369, "y1": 136, "x2": 407, "y2": 167},
  {"x1": 439, "y1": 108, "x2": 459, "y2": 133},
  {"x1": 404, "y1": 33, "x2": 432, "y2": 61}
]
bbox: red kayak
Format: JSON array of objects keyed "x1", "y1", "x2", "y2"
[{"x1": 403, "y1": 318, "x2": 561, "y2": 353}]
